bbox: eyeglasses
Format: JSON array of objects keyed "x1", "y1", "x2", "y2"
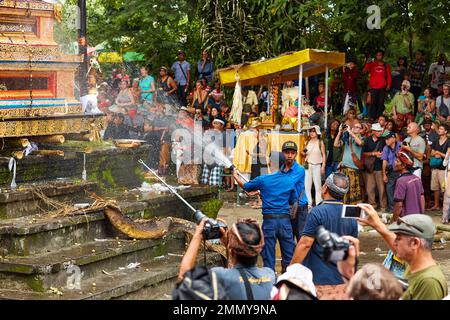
[{"x1": 396, "y1": 217, "x2": 424, "y2": 233}]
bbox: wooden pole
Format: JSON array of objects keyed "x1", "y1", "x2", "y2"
[
  {"x1": 4, "y1": 138, "x2": 29, "y2": 149},
  {"x1": 31, "y1": 135, "x2": 65, "y2": 144},
  {"x1": 33, "y1": 150, "x2": 65, "y2": 157},
  {"x1": 324, "y1": 64, "x2": 329, "y2": 129},
  {"x1": 65, "y1": 133, "x2": 94, "y2": 142},
  {"x1": 297, "y1": 64, "x2": 303, "y2": 132}
]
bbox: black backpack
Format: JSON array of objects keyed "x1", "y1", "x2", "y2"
[{"x1": 172, "y1": 266, "x2": 228, "y2": 300}]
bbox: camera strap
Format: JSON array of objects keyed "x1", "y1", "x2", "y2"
[
  {"x1": 203, "y1": 238, "x2": 207, "y2": 267},
  {"x1": 237, "y1": 268, "x2": 254, "y2": 300}
]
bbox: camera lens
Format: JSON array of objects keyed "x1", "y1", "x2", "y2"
[{"x1": 193, "y1": 210, "x2": 206, "y2": 224}]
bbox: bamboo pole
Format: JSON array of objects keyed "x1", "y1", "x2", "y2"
[
  {"x1": 4, "y1": 138, "x2": 29, "y2": 149},
  {"x1": 11, "y1": 150, "x2": 24, "y2": 160},
  {"x1": 434, "y1": 232, "x2": 450, "y2": 242},
  {"x1": 33, "y1": 150, "x2": 65, "y2": 157},
  {"x1": 31, "y1": 135, "x2": 65, "y2": 144},
  {"x1": 437, "y1": 224, "x2": 450, "y2": 232},
  {"x1": 65, "y1": 133, "x2": 94, "y2": 142}
]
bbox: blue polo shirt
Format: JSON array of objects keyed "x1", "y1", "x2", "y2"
[
  {"x1": 243, "y1": 170, "x2": 296, "y2": 215},
  {"x1": 301, "y1": 200, "x2": 358, "y2": 285},
  {"x1": 281, "y1": 161, "x2": 308, "y2": 206}
]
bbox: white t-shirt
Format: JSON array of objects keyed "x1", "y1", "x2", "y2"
[{"x1": 428, "y1": 63, "x2": 450, "y2": 89}]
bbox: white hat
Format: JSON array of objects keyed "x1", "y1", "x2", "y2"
[
  {"x1": 301, "y1": 125, "x2": 321, "y2": 135},
  {"x1": 212, "y1": 118, "x2": 225, "y2": 125},
  {"x1": 371, "y1": 123, "x2": 383, "y2": 131},
  {"x1": 276, "y1": 264, "x2": 317, "y2": 297}
]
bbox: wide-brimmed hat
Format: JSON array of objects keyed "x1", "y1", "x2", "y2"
[
  {"x1": 250, "y1": 119, "x2": 262, "y2": 128},
  {"x1": 276, "y1": 264, "x2": 317, "y2": 298},
  {"x1": 371, "y1": 123, "x2": 383, "y2": 131},
  {"x1": 301, "y1": 125, "x2": 321, "y2": 135}
]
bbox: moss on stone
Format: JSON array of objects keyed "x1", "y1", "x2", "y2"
[
  {"x1": 200, "y1": 199, "x2": 223, "y2": 219},
  {"x1": 26, "y1": 276, "x2": 46, "y2": 292},
  {"x1": 101, "y1": 169, "x2": 116, "y2": 189}
]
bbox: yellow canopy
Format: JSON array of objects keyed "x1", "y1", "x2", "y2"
[
  {"x1": 218, "y1": 49, "x2": 345, "y2": 87},
  {"x1": 98, "y1": 52, "x2": 123, "y2": 63}
]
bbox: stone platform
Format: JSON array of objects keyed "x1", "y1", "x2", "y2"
[{"x1": 0, "y1": 144, "x2": 223, "y2": 299}]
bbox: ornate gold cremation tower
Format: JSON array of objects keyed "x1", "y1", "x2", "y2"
[{"x1": 0, "y1": 0, "x2": 103, "y2": 138}]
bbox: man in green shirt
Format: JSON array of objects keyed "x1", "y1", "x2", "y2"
[
  {"x1": 357, "y1": 203, "x2": 448, "y2": 300},
  {"x1": 392, "y1": 80, "x2": 415, "y2": 129}
]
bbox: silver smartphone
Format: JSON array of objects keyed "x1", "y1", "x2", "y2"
[{"x1": 341, "y1": 205, "x2": 363, "y2": 219}]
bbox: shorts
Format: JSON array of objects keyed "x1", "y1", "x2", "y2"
[{"x1": 431, "y1": 169, "x2": 445, "y2": 191}]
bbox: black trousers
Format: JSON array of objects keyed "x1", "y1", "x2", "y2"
[
  {"x1": 369, "y1": 88, "x2": 386, "y2": 121},
  {"x1": 177, "y1": 85, "x2": 188, "y2": 107},
  {"x1": 410, "y1": 86, "x2": 422, "y2": 114}
]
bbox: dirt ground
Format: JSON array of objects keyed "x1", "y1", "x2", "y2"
[{"x1": 217, "y1": 202, "x2": 450, "y2": 290}]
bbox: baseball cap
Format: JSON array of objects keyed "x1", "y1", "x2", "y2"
[
  {"x1": 281, "y1": 141, "x2": 298, "y2": 152},
  {"x1": 388, "y1": 214, "x2": 436, "y2": 239},
  {"x1": 384, "y1": 131, "x2": 396, "y2": 139}
]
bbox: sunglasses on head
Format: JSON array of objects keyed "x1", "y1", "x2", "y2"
[{"x1": 396, "y1": 217, "x2": 424, "y2": 233}]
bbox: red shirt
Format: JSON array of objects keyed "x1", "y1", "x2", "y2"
[
  {"x1": 363, "y1": 61, "x2": 392, "y2": 89},
  {"x1": 315, "y1": 95, "x2": 325, "y2": 111},
  {"x1": 343, "y1": 67, "x2": 358, "y2": 93}
]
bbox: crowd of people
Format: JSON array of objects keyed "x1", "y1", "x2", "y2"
[
  {"x1": 92, "y1": 49, "x2": 449, "y2": 300},
  {"x1": 177, "y1": 144, "x2": 448, "y2": 301},
  {"x1": 172, "y1": 49, "x2": 448, "y2": 301}
]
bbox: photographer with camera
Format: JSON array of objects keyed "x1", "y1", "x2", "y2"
[
  {"x1": 177, "y1": 218, "x2": 275, "y2": 300},
  {"x1": 356, "y1": 203, "x2": 448, "y2": 300},
  {"x1": 290, "y1": 172, "x2": 358, "y2": 298},
  {"x1": 333, "y1": 122, "x2": 364, "y2": 204}
]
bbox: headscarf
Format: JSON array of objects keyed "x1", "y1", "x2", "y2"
[
  {"x1": 324, "y1": 172, "x2": 349, "y2": 197},
  {"x1": 227, "y1": 218, "x2": 264, "y2": 257},
  {"x1": 397, "y1": 151, "x2": 414, "y2": 168}
]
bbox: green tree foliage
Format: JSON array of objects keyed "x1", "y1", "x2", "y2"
[
  {"x1": 87, "y1": 0, "x2": 202, "y2": 73},
  {"x1": 84, "y1": 0, "x2": 449, "y2": 70}
]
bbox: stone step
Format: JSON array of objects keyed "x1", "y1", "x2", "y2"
[
  {"x1": 0, "y1": 186, "x2": 218, "y2": 256},
  {"x1": 0, "y1": 252, "x2": 223, "y2": 300},
  {"x1": 0, "y1": 180, "x2": 98, "y2": 219},
  {"x1": 0, "y1": 145, "x2": 151, "y2": 187},
  {"x1": 0, "y1": 233, "x2": 186, "y2": 292},
  {"x1": 0, "y1": 210, "x2": 110, "y2": 256}
]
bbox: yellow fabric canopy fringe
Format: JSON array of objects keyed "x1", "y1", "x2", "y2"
[{"x1": 218, "y1": 49, "x2": 345, "y2": 87}]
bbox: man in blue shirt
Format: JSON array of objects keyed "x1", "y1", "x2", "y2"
[
  {"x1": 278, "y1": 141, "x2": 309, "y2": 241},
  {"x1": 171, "y1": 51, "x2": 190, "y2": 107},
  {"x1": 233, "y1": 143, "x2": 297, "y2": 273},
  {"x1": 290, "y1": 172, "x2": 358, "y2": 286}
]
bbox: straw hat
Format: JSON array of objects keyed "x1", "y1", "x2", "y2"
[
  {"x1": 250, "y1": 119, "x2": 262, "y2": 128},
  {"x1": 301, "y1": 125, "x2": 321, "y2": 135}
]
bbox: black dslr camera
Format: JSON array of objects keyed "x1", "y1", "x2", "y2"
[
  {"x1": 316, "y1": 226, "x2": 350, "y2": 263},
  {"x1": 193, "y1": 210, "x2": 227, "y2": 240}
]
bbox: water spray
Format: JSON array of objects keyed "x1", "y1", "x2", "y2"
[{"x1": 138, "y1": 159, "x2": 227, "y2": 240}]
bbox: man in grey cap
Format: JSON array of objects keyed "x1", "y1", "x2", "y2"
[
  {"x1": 358, "y1": 203, "x2": 448, "y2": 300},
  {"x1": 290, "y1": 172, "x2": 358, "y2": 290}
]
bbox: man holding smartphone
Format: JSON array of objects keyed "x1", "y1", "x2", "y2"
[
  {"x1": 290, "y1": 173, "x2": 358, "y2": 290},
  {"x1": 357, "y1": 204, "x2": 447, "y2": 300}
]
